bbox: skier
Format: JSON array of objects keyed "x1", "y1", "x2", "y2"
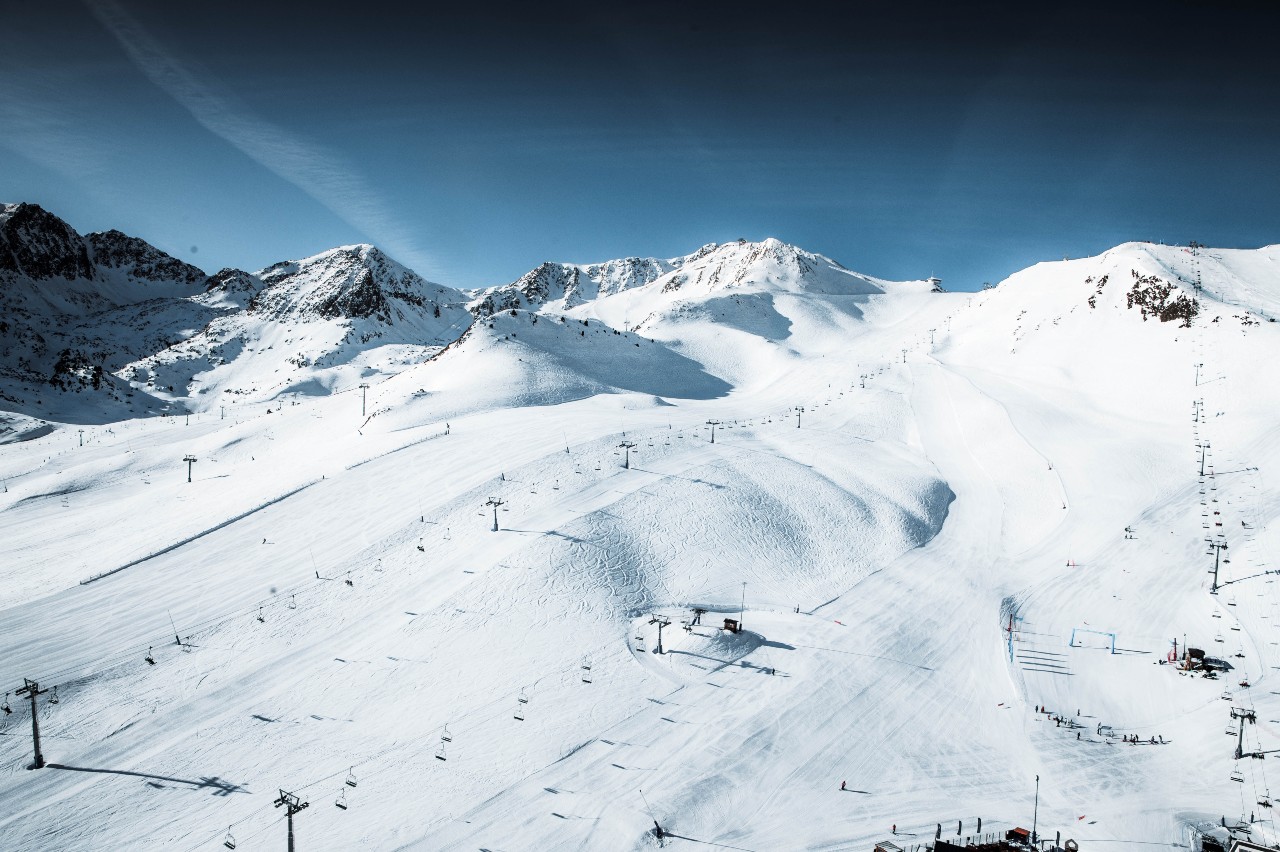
[
  {"x1": 892, "y1": 824, "x2": 897, "y2": 834},
  {"x1": 841, "y1": 781, "x2": 846, "y2": 791}
]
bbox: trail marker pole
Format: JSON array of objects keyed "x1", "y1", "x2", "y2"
[
  {"x1": 740, "y1": 582, "x2": 747, "y2": 629},
  {"x1": 183, "y1": 455, "x2": 197, "y2": 483},
  {"x1": 274, "y1": 789, "x2": 309, "y2": 852},
  {"x1": 706, "y1": 419, "x2": 720, "y2": 443},
  {"x1": 359, "y1": 383, "x2": 369, "y2": 417},
  {"x1": 78, "y1": 429, "x2": 84, "y2": 447},
  {"x1": 485, "y1": 497, "x2": 505, "y2": 532},
  {"x1": 15, "y1": 679, "x2": 48, "y2": 769},
  {"x1": 619, "y1": 440, "x2": 636, "y2": 469},
  {"x1": 795, "y1": 407, "x2": 803, "y2": 429}
]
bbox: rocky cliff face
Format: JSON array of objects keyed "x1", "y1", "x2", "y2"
[
  {"x1": 86, "y1": 230, "x2": 207, "y2": 287},
  {"x1": 0, "y1": 202, "x2": 95, "y2": 282}
]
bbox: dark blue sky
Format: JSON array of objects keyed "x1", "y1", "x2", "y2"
[{"x1": 2, "y1": 0, "x2": 1277, "y2": 290}]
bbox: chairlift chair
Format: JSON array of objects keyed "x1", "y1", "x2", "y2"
[
  {"x1": 223, "y1": 827, "x2": 237, "y2": 849},
  {"x1": 582, "y1": 659, "x2": 593, "y2": 684},
  {"x1": 48, "y1": 686, "x2": 58, "y2": 705},
  {"x1": 441, "y1": 724, "x2": 452, "y2": 743},
  {"x1": 257, "y1": 606, "x2": 265, "y2": 623},
  {"x1": 2, "y1": 693, "x2": 11, "y2": 714},
  {"x1": 345, "y1": 767, "x2": 358, "y2": 788},
  {"x1": 1231, "y1": 767, "x2": 1246, "y2": 783},
  {"x1": 145, "y1": 646, "x2": 156, "y2": 665},
  {"x1": 515, "y1": 689, "x2": 529, "y2": 721},
  {"x1": 289, "y1": 594, "x2": 297, "y2": 610},
  {"x1": 435, "y1": 743, "x2": 447, "y2": 761},
  {"x1": 335, "y1": 788, "x2": 348, "y2": 810}
]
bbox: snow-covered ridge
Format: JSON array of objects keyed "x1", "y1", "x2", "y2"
[{"x1": 470, "y1": 237, "x2": 879, "y2": 317}]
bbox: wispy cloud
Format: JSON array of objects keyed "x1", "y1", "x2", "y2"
[{"x1": 84, "y1": 0, "x2": 441, "y2": 279}]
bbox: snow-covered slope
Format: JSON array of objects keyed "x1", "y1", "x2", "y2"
[
  {"x1": 370, "y1": 308, "x2": 731, "y2": 423},
  {"x1": 2, "y1": 228, "x2": 1280, "y2": 852}
]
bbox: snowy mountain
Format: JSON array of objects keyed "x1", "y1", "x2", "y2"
[
  {"x1": 471, "y1": 238, "x2": 882, "y2": 318},
  {"x1": 5, "y1": 205, "x2": 1280, "y2": 851},
  {"x1": 470, "y1": 256, "x2": 674, "y2": 316},
  {"x1": 0, "y1": 205, "x2": 473, "y2": 420},
  {"x1": 0, "y1": 203, "x2": 217, "y2": 421},
  {"x1": 126, "y1": 244, "x2": 473, "y2": 409}
]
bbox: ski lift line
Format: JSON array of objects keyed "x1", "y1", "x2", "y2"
[
  {"x1": 5, "y1": 571, "x2": 339, "y2": 692},
  {"x1": 8, "y1": 517, "x2": 436, "y2": 691},
  {"x1": 282, "y1": 632, "x2": 630, "y2": 803},
  {"x1": 9, "y1": 514, "x2": 624, "y2": 708},
  {"x1": 177, "y1": 806, "x2": 285, "y2": 852}
]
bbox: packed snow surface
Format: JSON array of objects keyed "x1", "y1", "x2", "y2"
[{"x1": 1, "y1": 229, "x2": 1280, "y2": 851}]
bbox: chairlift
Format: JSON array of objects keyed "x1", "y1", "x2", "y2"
[
  {"x1": 223, "y1": 827, "x2": 237, "y2": 849},
  {"x1": 441, "y1": 724, "x2": 452, "y2": 743},
  {"x1": 435, "y1": 743, "x2": 447, "y2": 761},
  {"x1": 581, "y1": 658, "x2": 593, "y2": 684},
  {"x1": 345, "y1": 767, "x2": 358, "y2": 788},
  {"x1": 1231, "y1": 767, "x2": 1246, "y2": 783},
  {"x1": 3, "y1": 693, "x2": 11, "y2": 714},
  {"x1": 335, "y1": 788, "x2": 349, "y2": 810},
  {"x1": 257, "y1": 606, "x2": 265, "y2": 623},
  {"x1": 288, "y1": 594, "x2": 297, "y2": 610},
  {"x1": 345, "y1": 572, "x2": 354, "y2": 587},
  {"x1": 145, "y1": 646, "x2": 156, "y2": 665},
  {"x1": 48, "y1": 686, "x2": 59, "y2": 705}
]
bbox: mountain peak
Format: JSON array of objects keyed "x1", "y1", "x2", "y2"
[
  {"x1": 0, "y1": 202, "x2": 94, "y2": 281},
  {"x1": 252, "y1": 243, "x2": 462, "y2": 323},
  {"x1": 86, "y1": 229, "x2": 207, "y2": 287}
]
